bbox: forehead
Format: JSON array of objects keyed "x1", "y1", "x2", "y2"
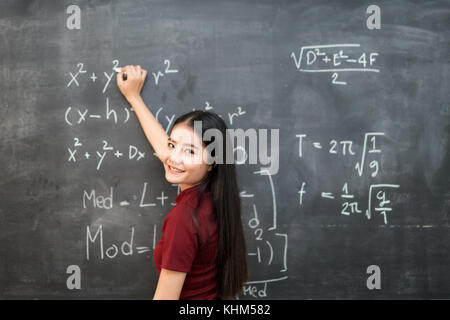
[{"x1": 169, "y1": 124, "x2": 203, "y2": 146}]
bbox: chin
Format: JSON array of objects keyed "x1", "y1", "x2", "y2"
[
  {"x1": 165, "y1": 171, "x2": 183, "y2": 184},
  {"x1": 165, "y1": 173, "x2": 177, "y2": 184}
]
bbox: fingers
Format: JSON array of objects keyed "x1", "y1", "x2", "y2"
[
  {"x1": 120, "y1": 65, "x2": 145, "y2": 79},
  {"x1": 140, "y1": 69, "x2": 147, "y2": 85},
  {"x1": 116, "y1": 65, "x2": 147, "y2": 93},
  {"x1": 127, "y1": 65, "x2": 135, "y2": 78},
  {"x1": 117, "y1": 65, "x2": 130, "y2": 84},
  {"x1": 117, "y1": 67, "x2": 125, "y2": 85},
  {"x1": 136, "y1": 65, "x2": 147, "y2": 82},
  {"x1": 131, "y1": 65, "x2": 140, "y2": 78}
]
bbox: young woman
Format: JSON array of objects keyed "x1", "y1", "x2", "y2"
[{"x1": 116, "y1": 65, "x2": 248, "y2": 300}]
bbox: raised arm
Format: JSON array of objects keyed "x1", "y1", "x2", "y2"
[{"x1": 116, "y1": 65, "x2": 168, "y2": 162}]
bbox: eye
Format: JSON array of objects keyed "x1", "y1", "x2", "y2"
[
  {"x1": 184, "y1": 148, "x2": 195, "y2": 155},
  {"x1": 168, "y1": 142, "x2": 175, "y2": 148}
]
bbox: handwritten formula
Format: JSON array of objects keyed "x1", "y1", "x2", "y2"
[
  {"x1": 291, "y1": 44, "x2": 380, "y2": 85},
  {"x1": 296, "y1": 132, "x2": 400, "y2": 224}
]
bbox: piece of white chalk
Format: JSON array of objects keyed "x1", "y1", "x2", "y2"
[{"x1": 113, "y1": 67, "x2": 122, "y2": 73}]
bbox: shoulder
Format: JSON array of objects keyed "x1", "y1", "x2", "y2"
[
  {"x1": 165, "y1": 203, "x2": 197, "y2": 232},
  {"x1": 182, "y1": 189, "x2": 213, "y2": 209},
  {"x1": 168, "y1": 202, "x2": 194, "y2": 220}
]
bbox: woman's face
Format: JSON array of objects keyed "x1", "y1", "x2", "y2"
[{"x1": 163, "y1": 123, "x2": 213, "y2": 191}]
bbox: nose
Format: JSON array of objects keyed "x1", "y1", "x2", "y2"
[{"x1": 168, "y1": 146, "x2": 183, "y2": 165}]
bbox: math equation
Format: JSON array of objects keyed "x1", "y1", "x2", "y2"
[
  {"x1": 296, "y1": 132, "x2": 400, "y2": 224},
  {"x1": 291, "y1": 44, "x2": 380, "y2": 85}
]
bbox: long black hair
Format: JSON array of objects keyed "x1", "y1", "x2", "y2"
[{"x1": 171, "y1": 110, "x2": 248, "y2": 300}]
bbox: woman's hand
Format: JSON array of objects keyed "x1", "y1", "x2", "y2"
[
  {"x1": 116, "y1": 64, "x2": 169, "y2": 162},
  {"x1": 116, "y1": 65, "x2": 147, "y2": 102}
]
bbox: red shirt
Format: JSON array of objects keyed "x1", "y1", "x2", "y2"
[{"x1": 153, "y1": 184, "x2": 219, "y2": 300}]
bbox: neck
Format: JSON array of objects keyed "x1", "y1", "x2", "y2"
[{"x1": 179, "y1": 183, "x2": 200, "y2": 192}]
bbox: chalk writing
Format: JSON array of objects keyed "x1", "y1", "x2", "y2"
[
  {"x1": 82, "y1": 183, "x2": 178, "y2": 209},
  {"x1": 240, "y1": 169, "x2": 289, "y2": 298},
  {"x1": 241, "y1": 276, "x2": 288, "y2": 299},
  {"x1": 291, "y1": 44, "x2": 380, "y2": 85},
  {"x1": 86, "y1": 225, "x2": 155, "y2": 261},
  {"x1": 67, "y1": 138, "x2": 147, "y2": 170},
  {"x1": 65, "y1": 97, "x2": 132, "y2": 126},
  {"x1": 67, "y1": 59, "x2": 178, "y2": 91},
  {"x1": 296, "y1": 132, "x2": 400, "y2": 224},
  {"x1": 296, "y1": 132, "x2": 384, "y2": 177}
]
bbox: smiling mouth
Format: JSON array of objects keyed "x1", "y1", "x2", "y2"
[{"x1": 168, "y1": 165, "x2": 185, "y2": 173}]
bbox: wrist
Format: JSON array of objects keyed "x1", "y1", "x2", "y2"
[{"x1": 127, "y1": 95, "x2": 143, "y2": 105}]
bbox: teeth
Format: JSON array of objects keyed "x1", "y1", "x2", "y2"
[{"x1": 170, "y1": 165, "x2": 184, "y2": 173}]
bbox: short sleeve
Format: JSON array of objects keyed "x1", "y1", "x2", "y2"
[{"x1": 161, "y1": 204, "x2": 198, "y2": 273}]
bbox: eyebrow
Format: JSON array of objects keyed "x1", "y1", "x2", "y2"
[{"x1": 168, "y1": 137, "x2": 200, "y2": 149}]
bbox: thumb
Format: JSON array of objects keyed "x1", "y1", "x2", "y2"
[{"x1": 116, "y1": 70, "x2": 127, "y2": 86}]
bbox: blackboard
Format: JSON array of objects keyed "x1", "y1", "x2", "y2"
[{"x1": 1, "y1": 0, "x2": 449, "y2": 299}]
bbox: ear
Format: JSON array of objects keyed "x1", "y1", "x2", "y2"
[{"x1": 207, "y1": 162, "x2": 216, "y2": 172}]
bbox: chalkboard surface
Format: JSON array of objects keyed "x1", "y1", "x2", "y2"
[{"x1": 0, "y1": 0, "x2": 449, "y2": 299}]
